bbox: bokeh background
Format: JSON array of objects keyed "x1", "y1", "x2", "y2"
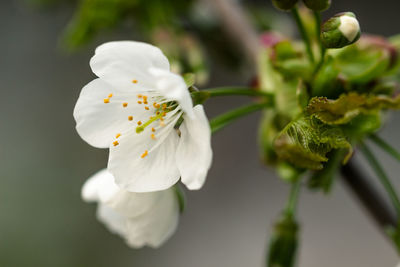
[{"x1": 1, "y1": 0, "x2": 400, "y2": 266}]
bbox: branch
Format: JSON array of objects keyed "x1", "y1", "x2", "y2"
[
  {"x1": 202, "y1": 0, "x2": 260, "y2": 66},
  {"x1": 341, "y1": 160, "x2": 397, "y2": 231}
]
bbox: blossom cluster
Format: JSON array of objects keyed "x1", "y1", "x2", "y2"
[{"x1": 74, "y1": 41, "x2": 212, "y2": 247}]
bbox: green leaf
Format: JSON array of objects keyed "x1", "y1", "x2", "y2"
[
  {"x1": 308, "y1": 149, "x2": 347, "y2": 193},
  {"x1": 274, "y1": 116, "x2": 352, "y2": 170},
  {"x1": 331, "y1": 39, "x2": 391, "y2": 84},
  {"x1": 312, "y1": 55, "x2": 342, "y2": 98},
  {"x1": 307, "y1": 92, "x2": 400, "y2": 125}
]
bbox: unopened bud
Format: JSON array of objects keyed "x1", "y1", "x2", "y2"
[
  {"x1": 267, "y1": 214, "x2": 299, "y2": 267},
  {"x1": 321, "y1": 12, "x2": 361, "y2": 49},
  {"x1": 303, "y1": 0, "x2": 331, "y2": 11},
  {"x1": 271, "y1": 0, "x2": 298, "y2": 11}
]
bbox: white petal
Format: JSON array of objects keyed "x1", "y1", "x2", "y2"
[
  {"x1": 149, "y1": 68, "x2": 194, "y2": 118},
  {"x1": 108, "y1": 122, "x2": 181, "y2": 192},
  {"x1": 83, "y1": 170, "x2": 180, "y2": 248},
  {"x1": 110, "y1": 188, "x2": 179, "y2": 248},
  {"x1": 74, "y1": 78, "x2": 152, "y2": 148},
  {"x1": 96, "y1": 204, "x2": 127, "y2": 237},
  {"x1": 90, "y1": 41, "x2": 170, "y2": 91},
  {"x1": 81, "y1": 169, "x2": 120, "y2": 203},
  {"x1": 176, "y1": 105, "x2": 212, "y2": 190}
]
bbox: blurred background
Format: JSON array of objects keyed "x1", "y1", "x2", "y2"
[{"x1": 1, "y1": 0, "x2": 400, "y2": 266}]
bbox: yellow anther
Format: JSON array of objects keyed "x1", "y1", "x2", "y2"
[
  {"x1": 122, "y1": 102, "x2": 128, "y2": 107},
  {"x1": 137, "y1": 101, "x2": 142, "y2": 104},
  {"x1": 116, "y1": 133, "x2": 121, "y2": 138},
  {"x1": 145, "y1": 106, "x2": 149, "y2": 110},
  {"x1": 151, "y1": 134, "x2": 156, "y2": 140},
  {"x1": 132, "y1": 79, "x2": 138, "y2": 84},
  {"x1": 151, "y1": 127, "x2": 156, "y2": 132},
  {"x1": 103, "y1": 98, "x2": 110, "y2": 103},
  {"x1": 162, "y1": 103, "x2": 167, "y2": 110},
  {"x1": 162, "y1": 112, "x2": 166, "y2": 117},
  {"x1": 141, "y1": 150, "x2": 148, "y2": 158},
  {"x1": 137, "y1": 94, "x2": 143, "y2": 98},
  {"x1": 160, "y1": 121, "x2": 165, "y2": 127},
  {"x1": 144, "y1": 101, "x2": 148, "y2": 104},
  {"x1": 156, "y1": 111, "x2": 160, "y2": 115},
  {"x1": 137, "y1": 121, "x2": 142, "y2": 126},
  {"x1": 113, "y1": 141, "x2": 119, "y2": 146},
  {"x1": 153, "y1": 102, "x2": 158, "y2": 108},
  {"x1": 160, "y1": 117, "x2": 164, "y2": 122},
  {"x1": 108, "y1": 93, "x2": 113, "y2": 98},
  {"x1": 128, "y1": 116, "x2": 133, "y2": 121}
]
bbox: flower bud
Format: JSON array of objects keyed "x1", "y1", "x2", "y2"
[
  {"x1": 267, "y1": 214, "x2": 299, "y2": 267},
  {"x1": 321, "y1": 12, "x2": 361, "y2": 49},
  {"x1": 271, "y1": 0, "x2": 298, "y2": 11},
  {"x1": 303, "y1": 0, "x2": 331, "y2": 11}
]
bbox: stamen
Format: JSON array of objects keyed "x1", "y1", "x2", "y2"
[
  {"x1": 137, "y1": 121, "x2": 142, "y2": 126},
  {"x1": 151, "y1": 134, "x2": 156, "y2": 140},
  {"x1": 137, "y1": 94, "x2": 142, "y2": 98},
  {"x1": 116, "y1": 133, "x2": 121, "y2": 138},
  {"x1": 108, "y1": 93, "x2": 113, "y2": 98},
  {"x1": 132, "y1": 80, "x2": 138, "y2": 84},
  {"x1": 122, "y1": 102, "x2": 128, "y2": 107},
  {"x1": 160, "y1": 121, "x2": 165, "y2": 127},
  {"x1": 151, "y1": 128, "x2": 156, "y2": 132},
  {"x1": 137, "y1": 101, "x2": 142, "y2": 104},
  {"x1": 141, "y1": 150, "x2": 148, "y2": 158},
  {"x1": 113, "y1": 141, "x2": 119, "y2": 146},
  {"x1": 162, "y1": 103, "x2": 167, "y2": 110},
  {"x1": 145, "y1": 106, "x2": 149, "y2": 110},
  {"x1": 128, "y1": 116, "x2": 133, "y2": 121},
  {"x1": 103, "y1": 98, "x2": 110, "y2": 103}
]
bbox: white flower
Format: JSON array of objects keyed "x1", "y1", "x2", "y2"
[
  {"x1": 74, "y1": 41, "x2": 212, "y2": 192},
  {"x1": 82, "y1": 169, "x2": 180, "y2": 248}
]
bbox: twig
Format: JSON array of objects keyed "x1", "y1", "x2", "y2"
[
  {"x1": 202, "y1": 0, "x2": 260, "y2": 66},
  {"x1": 341, "y1": 160, "x2": 397, "y2": 231}
]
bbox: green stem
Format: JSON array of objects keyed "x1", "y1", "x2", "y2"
[
  {"x1": 291, "y1": 7, "x2": 315, "y2": 64},
  {"x1": 191, "y1": 87, "x2": 274, "y2": 105},
  {"x1": 313, "y1": 11, "x2": 326, "y2": 74},
  {"x1": 360, "y1": 142, "x2": 400, "y2": 216},
  {"x1": 210, "y1": 102, "x2": 271, "y2": 133},
  {"x1": 285, "y1": 180, "x2": 302, "y2": 217},
  {"x1": 196, "y1": 87, "x2": 273, "y2": 97},
  {"x1": 370, "y1": 134, "x2": 400, "y2": 162}
]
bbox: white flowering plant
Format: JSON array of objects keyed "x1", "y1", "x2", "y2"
[{"x1": 52, "y1": 0, "x2": 400, "y2": 265}]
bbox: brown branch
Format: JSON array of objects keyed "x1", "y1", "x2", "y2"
[{"x1": 202, "y1": 0, "x2": 260, "y2": 66}]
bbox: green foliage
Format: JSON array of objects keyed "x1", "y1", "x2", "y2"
[
  {"x1": 267, "y1": 214, "x2": 299, "y2": 267},
  {"x1": 274, "y1": 115, "x2": 352, "y2": 170},
  {"x1": 307, "y1": 92, "x2": 400, "y2": 125},
  {"x1": 63, "y1": 0, "x2": 193, "y2": 49}
]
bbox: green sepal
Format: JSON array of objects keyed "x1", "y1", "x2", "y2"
[
  {"x1": 267, "y1": 213, "x2": 299, "y2": 267},
  {"x1": 321, "y1": 12, "x2": 360, "y2": 49},
  {"x1": 183, "y1": 73, "x2": 196, "y2": 88},
  {"x1": 274, "y1": 115, "x2": 352, "y2": 170},
  {"x1": 306, "y1": 92, "x2": 400, "y2": 125},
  {"x1": 174, "y1": 184, "x2": 186, "y2": 213}
]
